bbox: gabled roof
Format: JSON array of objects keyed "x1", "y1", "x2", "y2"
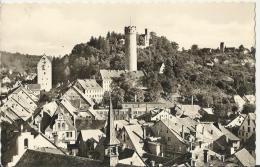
[
  {"x1": 243, "y1": 95, "x2": 255, "y2": 104},
  {"x1": 71, "y1": 86, "x2": 94, "y2": 106},
  {"x1": 42, "y1": 101, "x2": 58, "y2": 117},
  {"x1": 15, "y1": 149, "x2": 104, "y2": 167},
  {"x1": 225, "y1": 114, "x2": 246, "y2": 128},
  {"x1": 175, "y1": 105, "x2": 201, "y2": 119},
  {"x1": 75, "y1": 119, "x2": 106, "y2": 131},
  {"x1": 233, "y1": 95, "x2": 246, "y2": 108},
  {"x1": 26, "y1": 84, "x2": 41, "y2": 90},
  {"x1": 76, "y1": 79, "x2": 102, "y2": 90},
  {"x1": 123, "y1": 124, "x2": 145, "y2": 155},
  {"x1": 201, "y1": 108, "x2": 214, "y2": 115},
  {"x1": 217, "y1": 124, "x2": 240, "y2": 141},
  {"x1": 60, "y1": 98, "x2": 77, "y2": 116},
  {"x1": 80, "y1": 129, "x2": 105, "y2": 142},
  {"x1": 234, "y1": 148, "x2": 255, "y2": 167}
]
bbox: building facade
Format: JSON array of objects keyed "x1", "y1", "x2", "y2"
[{"x1": 37, "y1": 55, "x2": 52, "y2": 91}]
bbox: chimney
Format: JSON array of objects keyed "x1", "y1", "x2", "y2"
[
  {"x1": 20, "y1": 124, "x2": 24, "y2": 132},
  {"x1": 191, "y1": 95, "x2": 194, "y2": 105},
  {"x1": 203, "y1": 150, "x2": 208, "y2": 163},
  {"x1": 221, "y1": 155, "x2": 225, "y2": 162},
  {"x1": 38, "y1": 122, "x2": 41, "y2": 133},
  {"x1": 54, "y1": 134, "x2": 59, "y2": 145},
  {"x1": 142, "y1": 124, "x2": 147, "y2": 140},
  {"x1": 181, "y1": 125, "x2": 185, "y2": 138},
  {"x1": 151, "y1": 160, "x2": 155, "y2": 167}
]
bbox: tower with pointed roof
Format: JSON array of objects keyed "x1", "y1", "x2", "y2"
[
  {"x1": 103, "y1": 96, "x2": 120, "y2": 166},
  {"x1": 37, "y1": 55, "x2": 52, "y2": 91}
]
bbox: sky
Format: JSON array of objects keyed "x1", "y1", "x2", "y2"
[{"x1": 0, "y1": 2, "x2": 255, "y2": 56}]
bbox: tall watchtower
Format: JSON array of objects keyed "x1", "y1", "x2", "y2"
[{"x1": 125, "y1": 26, "x2": 137, "y2": 71}]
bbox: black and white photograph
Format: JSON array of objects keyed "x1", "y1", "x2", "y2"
[{"x1": 0, "y1": 1, "x2": 258, "y2": 166}]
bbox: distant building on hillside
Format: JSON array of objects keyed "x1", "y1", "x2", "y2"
[
  {"x1": 220, "y1": 42, "x2": 225, "y2": 53},
  {"x1": 37, "y1": 55, "x2": 52, "y2": 91},
  {"x1": 125, "y1": 26, "x2": 137, "y2": 71}
]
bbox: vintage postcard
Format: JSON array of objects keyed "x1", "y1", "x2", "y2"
[{"x1": 0, "y1": 1, "x2": 257, "y2": 167}]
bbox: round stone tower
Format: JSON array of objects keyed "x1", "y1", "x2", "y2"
[{"x1": 125, "y1": 26, "x2": 137, "y2": 71}]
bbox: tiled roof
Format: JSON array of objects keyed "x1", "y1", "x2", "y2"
[
  {"x1": 60, "y1": 98, "x2": 77, "y2": 116},
  {"x1": 75, "y1": 119, "x2": 106, "y2": 131},
  {"x1": 225, "y1": 114, "x2": 246, "y2": 128},
  {"x1": 124, "y1": 124, "x2": 145, "y2": 155},
  {"x1": 118, "y1": 148, "x2": 135, "y2": 160},
  {"x1": 15, "y1": 149, "x2": 104, "y2": 167},
  {"x1": 42, "y1": 101, "x2": 58, "y2": 117},
  {"x1": 80, "y1": 129, "x2": 105, "y2": 142},
  {"x1": 201, "y1": 108, "x2": 214, "y2": 115},
  {"x1": 217, "y1": 124, "x2": 240, "y2": 141},
  {"x1": 78, "y1": 79, "x2": 102, "y2": 89},
  {"x1": 248, "y1": 113, "x2": 256, "y2": 121},
  {"x1": 234, "y1": 148, "x2": 255, "y2": 167},
  {"x1": 175, "y1": 105, "x2": 201, "y2": 119},
  {"x1": 243, "y1": 95, "x2": 255, "y2": 104},
  {"x1": 26, "y1": 84, "x2": 41, "y2": 90},
  {"x1": 72, "y1": 86, "x2": 94, "y2": 106},
  {"x1": 100, "y1": 70, "x2": 126, "y2": 79}
]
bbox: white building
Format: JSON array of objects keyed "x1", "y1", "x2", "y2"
[
  {"x1": 37, "y1": 55, "x2": 52, "y2": 91},
  {"x1": 238, "y1": 113, "x2": 256, "y2": 142},
  {"x1": 125, "y1": 26, "x2": 137, "y2": 71},
  {"x1": 74, "y1": 79, "x2": 103, "y2": 103}
]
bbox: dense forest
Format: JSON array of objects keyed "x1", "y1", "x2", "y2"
[
  {"x1": 0, "y1": 51, "x2": 41, "y2": 74},
  {"x1": 1, "y1": 31, "x2": 255, "y2": 119}
]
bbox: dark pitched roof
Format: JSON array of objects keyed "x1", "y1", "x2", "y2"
[
  {"x1": 142, "y1": 153, "x2": 171, "y2": 165},
  {"x1": 15, "y1": 149, "x2": 140, "y2": 167},
  {"x1": 15, "y1": 149, "x2": 104, "y2": 167},
  {"x1": 75, "y1": 119, "x2": 106, "y2": 131},
  {"x1": 244, "y1": 134, "x2": 256, "y2": 151},
  {"x1": 118, "y1": 148, "x2": 135, "y2": 160}
]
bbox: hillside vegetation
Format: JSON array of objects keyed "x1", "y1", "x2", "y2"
[{"x1": 1, "y1": 31, "x2": 255, "y2": 119}]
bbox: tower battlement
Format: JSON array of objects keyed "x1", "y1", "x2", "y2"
[{"x1": 124, "y1": 26, "x2": 137, "y2": 34}]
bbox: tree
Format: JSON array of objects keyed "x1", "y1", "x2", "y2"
[
  {"x1": 191, "y1": 44, "x2": 199, "y2": 55},
  {"x1": 111, "y1": 86, "x2": 125, "y2": 108},
  {"x1": 125, "y1": 87, "x2": 144, "y2": 102},
  {"x1": 242, "y1": 103, "x2": 255, "y2": 114},
  {"x1": 238, "y1": 45, "x2": 245, "y2": 52}
]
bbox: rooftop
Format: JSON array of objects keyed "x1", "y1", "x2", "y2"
[{"x1": 234, "y1": 148, "x2": 255, "y2": 167}]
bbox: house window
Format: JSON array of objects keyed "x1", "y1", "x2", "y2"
[
  {"x1": 246, "y1": 133, "x2": 248, "y2": 137},
  {"x1": 62, "y1": 123, "x2": 65, "y2": 129},
  {"x1": 248, "y1": 119, "x2": 250, "y2": 126},
  {"x1": 253, "y1": 128, "x2": 255, "y2": 132},
  {"x1": 24, "y1": 138, "x2": 28, "y2": 149},
  {"x1": 248, "y1": 127, "x2": 250, "y2": 132},
  {"x1": 58, "y1": 123, "x2": 60, "y2": 129},
  {"x1": 168, "y1": 137, "x2": 171, "y2": 141},
  {"x1": 242, "y1": 126, "x2": 245, "y2": 130}
]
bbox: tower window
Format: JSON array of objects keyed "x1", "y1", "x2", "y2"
[{"x1": 24, "y1": 138, "x2": 28, "y2": 149}]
